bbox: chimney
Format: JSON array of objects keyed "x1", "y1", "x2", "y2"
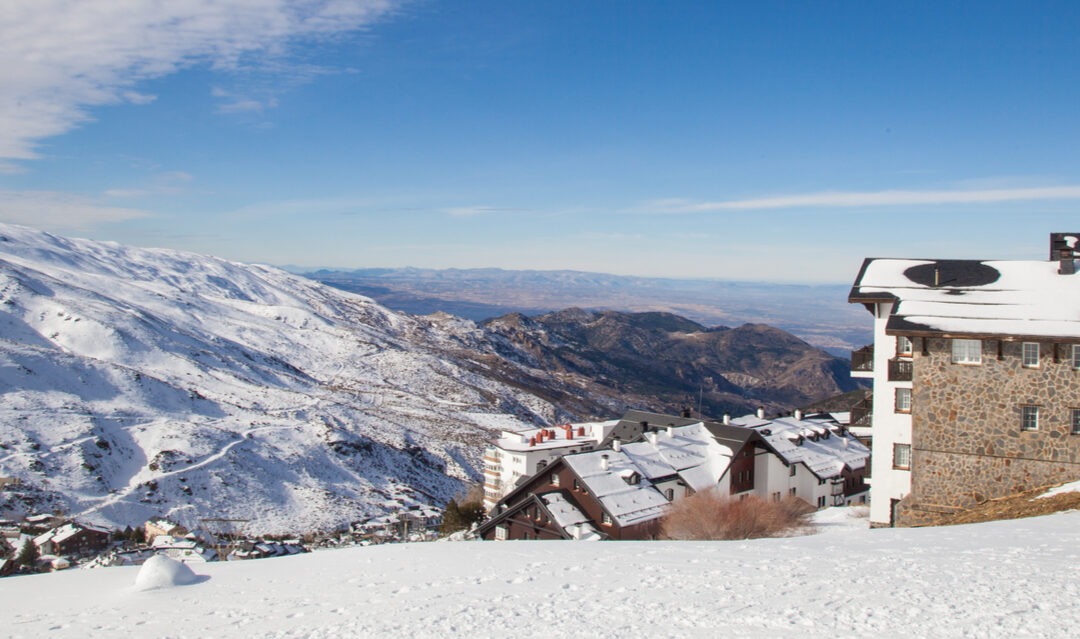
[
  {"x1": 648, "y1": 432, "x2": 658, "y2": 446},
  {"x1": 600, "y1": 454, "x2": 610, "y2": 471},
  {"x1": 681, "y1": 407, "x2": 692, "y2": 418},
  {"x1": 529, "y1": 436, "x2": 536, "y2": 447},
  {"x1": 612, "y1": 438, "x2": 621, "y2": 452},
  {"x1": 793, "y1": 409, "x2": 802, "y2": 421},
  {"x1": 567, "y1": 429, "x2": 574, "y2": 440},
  {"x1": 577, "y1": 426, "x2": 586, "y2": 437},
  {"x1": 722, "y1": 414, "x2": 731, "y2": 425},
  {"x1": 666, "y1": 425, "x2": 674, "y2": 437},
  {"x1": 756, "y1": 407, "x2": 765, "y2": 419},
  {"x1": 1051, "y1": 233, "x2": 1079, "y2": 274},
  {"x1": 1060, "y1": 249, "x2": 1076, "y2": 275}
]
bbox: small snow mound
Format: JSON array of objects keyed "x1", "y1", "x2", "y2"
[
  {"x1": 134, "y1": 554, "x2": 201, "y2": 590},
  {"x1": 1038, "y1": 479, "x2": 1080, "y2": 499}
]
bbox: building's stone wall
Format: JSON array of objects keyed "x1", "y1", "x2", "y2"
[{"x1": 900, "y1": 338, "x2": 1080, "y2": 525}]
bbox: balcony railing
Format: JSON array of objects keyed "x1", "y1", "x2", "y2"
[
  {"x1": 850, "y1": 396, "x2": 872, "y2": 427},
  {"x1": 888, "y1": 358, "x2": 913, "y2": 382},
  {"x1": 851, "y1": 345, "x2": 874, "y2": 372}
]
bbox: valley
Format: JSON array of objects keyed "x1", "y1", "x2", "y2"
[{"x1": 1, "y1": 224, "x2": 859, "y2": 535}]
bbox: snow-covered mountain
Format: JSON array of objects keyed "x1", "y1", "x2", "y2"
[{"x1": 0, "y1": 224, "x2": 582, "y2": 534}]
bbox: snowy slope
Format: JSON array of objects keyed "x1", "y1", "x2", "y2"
[
  {"x1": 0, "y1": 224, "x2": 575, "y2": 534},
  {"x1": 4, "y1": 509, "x2": 1079, "y2": 637}
]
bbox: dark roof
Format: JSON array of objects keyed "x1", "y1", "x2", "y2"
[
  {"x1": 475, "y1": 492, "x2": 576, "y2": 540},
  {"x1": 601, "y1": 409, "x2": 701, "y2": 446},
  {"x1": 701, "y1": 421, "x2": 764, "y2": 451}
]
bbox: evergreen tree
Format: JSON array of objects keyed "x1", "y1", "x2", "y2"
[
  {"x1": 0, "y1": 535, "x2": 12, "y2": 559},
  {"x1": 458, "y1": 499, "x2": 486, "y2": 529},
  {"x1": 439, "y1": 499, "x2": 464, "y2": 535},
  {"x1": 16, "y1": 539, "x2": 39, "y2": 568}
]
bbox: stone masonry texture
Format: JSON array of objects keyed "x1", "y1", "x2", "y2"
[{"x1": 900, "y1": 338, "x2": 1080, "y2": 525}]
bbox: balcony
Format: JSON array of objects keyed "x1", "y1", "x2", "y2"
[
  {"x1": 850, "y1": 345, "x2": 874, "y2": 377},
  {"x1": 850, "y1": 396, "x2": 872, "y2": 427},
  {"x1": 888, "y1": 358, "x2": 913, "y2": 382}
]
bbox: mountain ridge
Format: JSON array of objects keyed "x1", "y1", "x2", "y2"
[
  {"x1": 0, "y1": 224, "x2": 859, "y2": 535},
  {"x1": 308, "y1": 266, "x2": 870, "y2": 353}
]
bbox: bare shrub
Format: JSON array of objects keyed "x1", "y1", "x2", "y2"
[{"x1": 660, "y1": 492, "x2": 814, "y2": 540}]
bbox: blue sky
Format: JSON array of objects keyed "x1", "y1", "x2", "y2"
[{"x1": 2, "y1": 1, "x2": 1080, "y2": 282}]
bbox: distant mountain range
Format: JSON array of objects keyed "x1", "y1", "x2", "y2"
[
  {"x1": 307, "y1": 267, "x2": 870, "y2": 354},
  {"x1": 0, "y1": 224, "x2": 860, "y2": 535},
  {"x1": 482, "y1": 309, "x2": 861, "y2": 419}
]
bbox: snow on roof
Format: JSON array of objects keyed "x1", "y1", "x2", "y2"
[
  {"x1": 152, "y1": 535, "x2": 198, "y2": 550},
  {"x1": 540, "y1": 493, "x2": 602, "y2": 540},
  {"x1": 620, "y1": 423, "x2": 734, "y2": 491},
  {"x1": 495, "y1": 420, "x2": 620, "y2": 452},
  {"x1": 851, "y1": 258, "x2": 1080, "y2": 338},
  {"x1": 34, "y1": 522, "x2": 108, "y2": 547},
  {"x1": 730, "y1": 414, "x2": 869, "y2": 479},
  {"x1": 563, "y1": 451, "x2": 670, "y2": 527},
  {"x1": 147, "y1": 518, "x2": 182, "y2": 531},
  {"x1": 561, "y1": 423, "x2": 736, "y2": 527}
]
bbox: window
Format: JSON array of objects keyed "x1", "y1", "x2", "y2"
[
  {"x1": 896, "y1": 335, "x2": 913, "y2": 356},
  {"x1": 550, "y1": 473, "x2": 559, "y2": 486},
  {"x1": 893, "y1": 443, "x2": 911, "y2": 470},
  {"x1": 817, "y1": 496, "x2": 826, "y2": 508},
  {"x1": 895, "y1": 388, "x2": 912, "y2": 413},
  {"x1": 573, "y1": 478, "x2": 580, "y2": 491},
  {"x1": 1073, "y1": 345, "x2": 1080, "y2": 369},
  {"x1": 495, "y1": 525, "x2": 507, "y2": 540},
  {"x1": 818, "y1": 478, "x2": 826, "y2": 486},
  {"x1": 789, "y1": 487, "x2": 797, "y2": 497},
  {"x1": 1022, "y1": 342, "x2": 1040, "y2": 368},
  {"x1": 665, "y1": 488, "x2": 674, "y2": 501},
  {"x1": 1071, "y1": 409, "x2": 1080, "y2": 435},
  {"x1": 789, "y1": 465, "x2": 797, "y2": 477},
  {"x1": 952, "y1": 339, "x2": 982, "y2": 364},
  {"x1": 1021, "y1": 405, "x2": 1039, "y2": 431},
  {"x1": 772, "y1": 492, "x2": 781, "y2": 502},
  {"x1": 601, "y1": 512, "x2": 612, "y2": 526}
]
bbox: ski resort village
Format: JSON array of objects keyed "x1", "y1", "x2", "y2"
[{"x1": 0, "y1": 223, "x2": 1079, "y2": 636}]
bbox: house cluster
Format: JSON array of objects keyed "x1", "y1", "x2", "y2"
[
  {"x1": 0, "y1": 515, "x2": 112, "y2": 573},
  {"x1": 848, "y1": 232, "x2": 1080, "y2": 526},
  {"x1": 351, "y1": 504, "x2": 442, "y2": 543},
  {"x1": 0, "y1": 513, "x2": 319, "y2": 575},
  {"x1": 477, "y1": 409, "x2": 869, "y2": 541}
]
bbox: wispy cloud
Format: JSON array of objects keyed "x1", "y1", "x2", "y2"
[
  {"x1": 103, "y1": 171, "x2": 194, "y2": 198},
  {"x1": 211, "y1": 87, "x2": 280, "y2": 114},
  {"x1": 443, "y1": 206, "x2": 529, "y2": 218},
  {"x1": 0, "y1": 190, "x2": 153, "y2": 229},
  {"x1": 646, "y1": 185, "x2": 1080, "y2": 213},
  {"x1": 0, "y1": 0, "x2": 401, "y2": 163}
]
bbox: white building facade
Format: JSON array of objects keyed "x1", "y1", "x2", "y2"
[{"x1": 850, "y1": 299, "x2": 914, "y2": 526}]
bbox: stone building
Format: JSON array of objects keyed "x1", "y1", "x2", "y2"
[{"x1": 849, "y1": 233, "x2": 1080, "y2": 526}]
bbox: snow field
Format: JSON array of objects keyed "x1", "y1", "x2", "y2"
[{"x1": 3, "y1": 509, "x2": 1079, "y2": 638}]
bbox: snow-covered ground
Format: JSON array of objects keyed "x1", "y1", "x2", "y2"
[{"x1": 4, "y1": 509, "x2": 1079, "y2": 638}]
